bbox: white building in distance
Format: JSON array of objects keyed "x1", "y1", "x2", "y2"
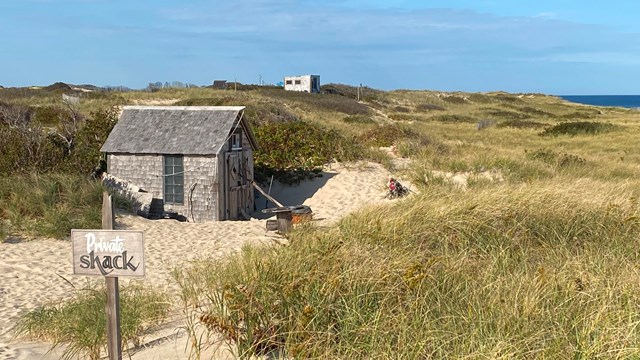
[{"x1": 284, "y1": 75, "x2": 320, "y2": 93}]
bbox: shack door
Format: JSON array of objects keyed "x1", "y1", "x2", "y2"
[
  {"x1": 226, "y1": 150, "x2": 254, "y2": 220},
  {"x1": 226, "y1": 152, "x2": 241, "y2": 220}
]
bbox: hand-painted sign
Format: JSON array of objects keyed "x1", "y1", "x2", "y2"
[{"x1": 72, "y1": 230, "x2": 145, "y2": 277}]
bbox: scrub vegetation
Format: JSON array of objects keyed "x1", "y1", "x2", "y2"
[{"x1": 4, "y1": 83, "x2": 640, "y2": 358}]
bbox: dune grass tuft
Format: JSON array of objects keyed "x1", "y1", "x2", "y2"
[{"x1": 15, "y1": 283, "x2": 171, "y2": 360}]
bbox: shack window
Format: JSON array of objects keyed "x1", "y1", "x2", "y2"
[
  {"x1": 164, "y1": 155, "x2": 184, "y2": 204},
  {"x1": 231, "y1": 133, "x2": 242, "y2": 150},
  {"x1": 295, "y1": 80, "x2": 301, "y2": 85},
  {"x1": 285, "y1": 80, "x2": 292, "y2": 85}
]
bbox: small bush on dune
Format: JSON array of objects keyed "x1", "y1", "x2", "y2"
[
  {"x1": 16, "y1": 283, "x2": 170, "y2": 360},
  {"x1": 483, "y1": 109, "x2": 530, "y2": 120},
  {"x1": 539, "y1": 121, "x2": 618, "y2": 136},
  {"x1": 527, "y1": 148, "x2": 587, "y2": 168},
  {"x1": 342, "y1": 114, "x2": 375, "y2": 124},
  {"x1": 497, "y1": 119, "x2": 547, "y2": 129},
  {"x1": 320, "y1": 83, "x2": 384, "y2": 101},
  {"x1": 244, "y1": 102, "x2": 299, "y2": 125},
  {"x1": 357, "y1": 124, "x2": 424, "y2": 147},
  {"x1": 440, "y1": 95, "x2": 467, "y2": 104},
  {"x1": 430, "y1": 114, "x2": 477, "y2": 123},
  {"x1": 33, "y1": 105, "x2": 72, "y2": 126},
  {"x1": 517, "y1": 105, "x2": 554, "y2": 117},
  {"x1": 260, "y1": 88, "x2": 372, "y2": 115},
  {"x1": 254, "y1": 121, "x2": 362, "y2": 184},
  {"x1": 415, "y1": 103, "x2": 446, "y2": 112},
  {"x1": 467, "y1": 93, "x2": 495, "y2": 104},
  {"x1": 560, "y1": 109, "x2": 601, "y2": 120}
]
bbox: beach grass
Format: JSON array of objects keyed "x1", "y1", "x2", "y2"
[
  {"x1": 15, "y1": 282, "x2": 171, "y2": 360},
  {"x1": 167, "y1": 87, "x2": 640, "y2": 358},
  {"x1": 0, "y1": 173, "x2": 136, "y2": 241},
  {"x1": 5, "y1": 84, "x2": 640, "y2": 358},
  {"x1": 174, "y1": 178, "x2": 640, "y2": 358}
]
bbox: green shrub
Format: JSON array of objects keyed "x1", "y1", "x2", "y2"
[
  {"x1": 483, "y1": 109, "x2": 529, "y2": 119},
  {"x1": 493, "y1": 93, "x2": 524, "y2": 103},
  {"x1": 254, "y1": 121, "x2": 362, "y2": 184},
  {"x1": 539, "y1": 121, "x2": 618, "y2": 136},
  {"x1": 415, "y1": 103, "x2": 446, "y2": 112},
  {"x1": 467, "y1": 93, "x2": 495, "y2": 104},
  {"x1": 16, "y1": 283, "x2": 170, "y2": 360},
  {"x1": 0, "y1": 107, "x2": 117, "y2": 175},
  {"x1": 517, "y1": 106, "x2": 554, "y2": 117},
  {"x1": 560, "y1": 109, "x2": 601, "y2": 120},
  {"x1": 440, "y1": 95, "x2": 467, "y2": 104},
  {"x1": 33, "y1": 106, "x2": 72, "y2": 126},
  {"x1": 430, "y1": 114, "x2": 477, "y2": 123},
  {"x1": 527, "y1": 148, "x2": 587, "y2": 168},
  {"x1": 259, "y1": 88, "x2": 372, "y2": 115},
  {"x1": 497, "y1": 119, "x2": 547, "y2": 129},
  {"x1": 320, "y1": 83, "x2": 384, "y2": 101},
  {"x1": 357, "y1": 124, "x2": 423, "y2": 147},
  {"x1": 342, "y1": 115, "x2": 375, "y2": 124}
]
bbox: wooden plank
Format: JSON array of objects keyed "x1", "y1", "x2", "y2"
[
  {"x1": 251, "y1": 181, "x2": 284, "y2": 207},
  {"x1": 102, "y1": 193, "x2": 122, "y2": 360}
]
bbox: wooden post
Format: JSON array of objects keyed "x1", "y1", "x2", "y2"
[
  {"x1": 276, "y1": 210, "x2": 293, "y2": 234},
  {"x1": 102, "y1": 192, "x2": 122, "y2": 360}
]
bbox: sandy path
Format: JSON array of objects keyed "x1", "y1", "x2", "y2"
[{"x1": 0, "y1": 162, "x2": 396, "y2": 359}]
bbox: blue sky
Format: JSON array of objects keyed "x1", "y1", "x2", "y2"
[{"x1": 1, "y1": 0, "x2": 640, "y2": 94}]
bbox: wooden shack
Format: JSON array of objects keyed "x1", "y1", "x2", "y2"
[{"x1": 100, "y1": 106, "x2": 258, "y2": 222}]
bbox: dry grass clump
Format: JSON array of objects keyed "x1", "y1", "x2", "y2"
[
  {"x1": 16, "y1": 283, "x2": 170, "y2": 360},
  {"x1": 174, "y1": 180, "x2": 640, "y2": 358}
]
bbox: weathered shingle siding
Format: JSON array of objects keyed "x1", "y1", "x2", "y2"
[
  {"x1": 181, "y1": 155, "x2": 218, "y2": 222},
  {"x1": 108, "y1": 154, "x2": 164, "y2": 196},
  {"x1": 107, "y1": 153, "x2": 219, "y2": 222}
]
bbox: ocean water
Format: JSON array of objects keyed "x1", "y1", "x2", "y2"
[{"x1": 559, "y1": 95, "x2": 640, "y2": 109}]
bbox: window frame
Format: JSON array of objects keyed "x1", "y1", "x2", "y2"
[
  {"x1": 163, "y1": 155, "x2": 184, "y2": 205},
  {"x1": 231, "y1": 132, "x2": 242, "y2": 150}
]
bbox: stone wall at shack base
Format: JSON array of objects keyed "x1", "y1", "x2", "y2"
[{"x1": 106, "y1": 153, "x2": 218, "y2": 222}]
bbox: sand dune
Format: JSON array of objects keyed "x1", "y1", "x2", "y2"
[{"x1": 0, "y1": 161, "x2": 404, "y2": 359}]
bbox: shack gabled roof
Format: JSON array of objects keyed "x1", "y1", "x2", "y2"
[{"x1": 100, "y1": 106, "x2": 258, "y2": 155}]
